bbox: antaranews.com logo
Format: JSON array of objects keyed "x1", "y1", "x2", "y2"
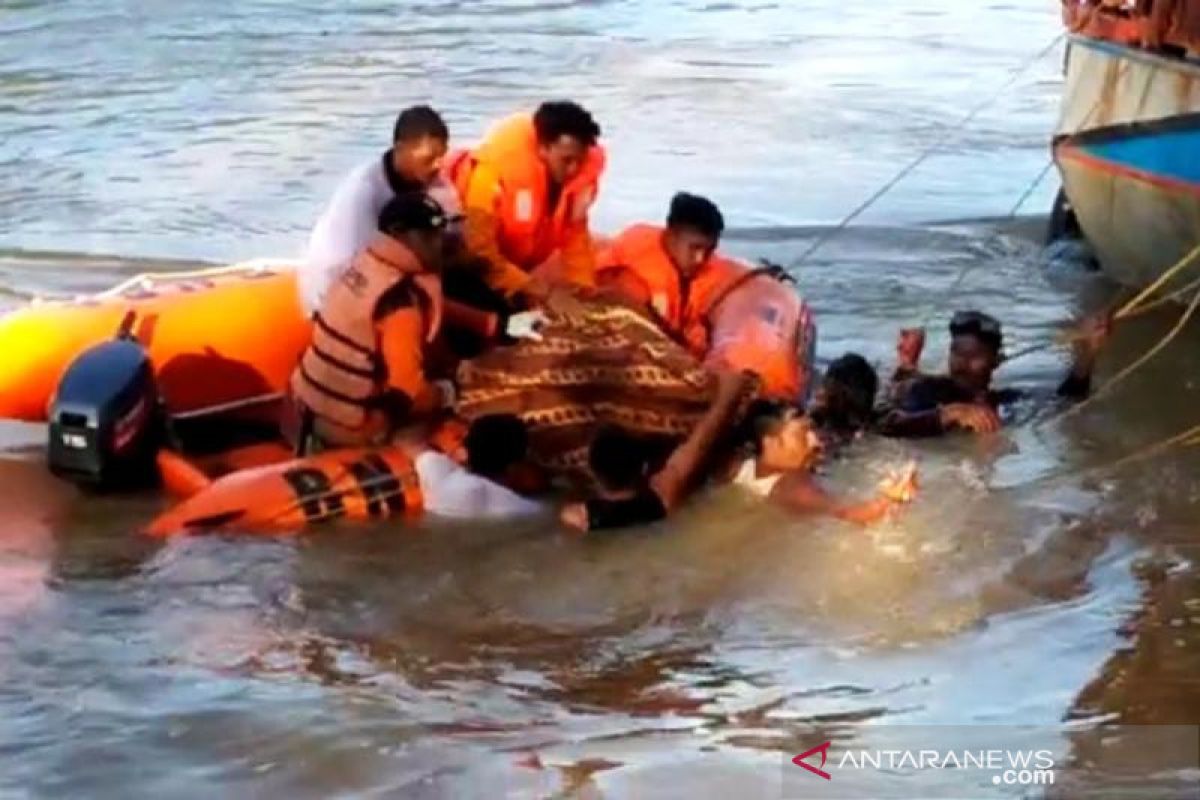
[
  {"x1": 780, "y1": 725, "x2": 1199, "y2": 799},
  {"x1": 793, "y1": 741, "x2": 1054, "y2": 787}
]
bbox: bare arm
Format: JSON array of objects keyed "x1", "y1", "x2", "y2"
[
  {"x1": 561, "y1": 370, "x2": 753, "y2": 532},
  {"x1": 770, "y1": 463, "x2": 918, "y2": 526}
]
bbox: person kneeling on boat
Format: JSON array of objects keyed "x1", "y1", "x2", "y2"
[
  {"x1": 878, "y1": 309, "x2": 1112, "y2": 437},
  {"x1": 301, "y1": 105, "x2": 461, "y2": 315},
  {"x1": 287, "y1": 192, "x2": 456, "y2": 453},
  {"x1": 596, "y1": 193, "x2": 815, "y2": 401},
  {"x1": 595, "y1": 192, "x2": 739, "y2": 351},
  {"x1": 447, "y1": 101, "x2": 605, "y2": 315}
]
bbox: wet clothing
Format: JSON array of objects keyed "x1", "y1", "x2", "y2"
[
  {"x1": 877, "y1": 368, "x2": 1093, "y2": 438},
  {"x1": 415, "y1": 450, "x2": 541, "y2": 519},
  {"x1": 582, "y1": 490, "x2": 667, "y2": 532},
  {"x1": 732, "y1": 458, "x2": 782, "y2": 497},
  {"x1": 301, "y1": 152, "x2": 461, "y2": 314}
]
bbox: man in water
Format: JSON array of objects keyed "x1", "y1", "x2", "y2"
[
  {"x1": 446, "y1": 101, "x2": 605, "y2": 312},
  {"x1": 560, "y1": 390, "x2": 918, "y2": 533},
  {"x1": 879, "y1": 309, "x2": 1112, "y2": 437},
  {"x1": 300, "y1": 105, "x2": 460, "y2": 315},
  {"x1": 402, "y1": 414, "x2": 544, "y2": 519}
]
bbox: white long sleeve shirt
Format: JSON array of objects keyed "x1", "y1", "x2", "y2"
[
  {"x1": 299, "y1": 153, "x2": 461, "y2": 315},
  {"x1": 414, "y1": 451, "x2": 543, "y2": 520}
]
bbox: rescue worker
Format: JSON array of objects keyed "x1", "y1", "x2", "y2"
[
  {"x1": 595, "y1": 192, "x2": 743, "y2": 356},
  {"x1": 287, "y1": 192, "x2": 455, "y2": 452},
  {"x1": 300, "y1": 105, "x2": 460, "y2": 315},
  {"x1": 597, "y1": 192, "x2": 816, "y2": 402},
  {"x1": 447, "y1": 100, "x2": 605, "y2": 310}
]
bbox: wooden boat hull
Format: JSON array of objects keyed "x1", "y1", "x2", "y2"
[{"x1": 1054, "y1": 37, "x2": 1200, "y2": 292}]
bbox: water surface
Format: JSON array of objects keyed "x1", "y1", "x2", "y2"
[{"x1": 2, "y1": 1, "x2": 1199, "y2": 797}]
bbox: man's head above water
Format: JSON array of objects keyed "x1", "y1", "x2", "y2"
[
  {"x1": 663, "y1": 192, "x2": 724, "y2": 279},
  {"x1": 588, "y1": 425, "x2": 655, "y2": 498},
  {"x1": 810, "y1": 352, "x2": 879, "y2": 434},
  {"x1": 534, "y1": 100, "x2": 601, "y2": 187},
  {"x1": 740, "y1": 400, "x2": 824, "y2": 472},
  {"x1": 391, "y1": 105, "x2": 449, "y2": 187},
  {"x1": 947, "y1": 310, "x2": 1002, "y2": 396}
]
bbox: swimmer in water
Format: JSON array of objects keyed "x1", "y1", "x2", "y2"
[
  {"x1": 560, "y1": 381, "x2": 918, "y2": 532},
  {"x1": 878, "y1": 308, "x2": 1112, "y2": 437}
]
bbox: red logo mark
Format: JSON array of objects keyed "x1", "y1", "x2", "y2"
[{"x1": 793, "y1": 741, "x2": 833, "y2": 780}]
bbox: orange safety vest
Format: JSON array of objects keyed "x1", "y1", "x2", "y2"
[
  {"x1": 290, "y1": 235, "x2": 441, "y2": 443},
  {"x1": 595, "y1": 224, "x2": 746, "y2": 356},
  {"x1": 446, "y1": 113, "x2": 606, "y2": 270}
]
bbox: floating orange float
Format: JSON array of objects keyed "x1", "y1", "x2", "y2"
[
  {"x1": 0, "y1": 260, "x2": 311, "y2": 422},
  {"x1": 704, "y1": 260, "x2": 818, "y2": 403}
]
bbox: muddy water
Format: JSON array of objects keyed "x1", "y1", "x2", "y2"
[{"x1": 2, "y1": 1, "x2": 1199, "y2": 798}]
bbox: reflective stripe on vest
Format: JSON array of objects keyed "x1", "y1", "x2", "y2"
[{"x1": 448, "y1": 114, "x2": 605, "y2": 269}]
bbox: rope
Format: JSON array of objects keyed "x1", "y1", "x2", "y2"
[
  {"x1": 1053, "y1": 275, "x2": 1200, "y2": 423},
  {"x1": 96, "y1": 258, "x2": 293, "y2": 299},
  {"x1": 1113, "y1": 241, "x2": 1200, "y2": 320},
  {"x1": 791, "y1": 32, "x2": 1066, "y2": 269},
  {"x1": 1118, "y1": 272, "x2": 1200, "y2": 318},
  {"x1": 917, "y1": 157, "x2": 1060, "y2": 330}
]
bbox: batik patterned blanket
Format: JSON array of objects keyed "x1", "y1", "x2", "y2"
[{"x1": 456, "y1": 298, "x2": 724, "y2": 480}]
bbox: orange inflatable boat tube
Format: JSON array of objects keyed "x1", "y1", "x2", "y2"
[
  {"x1": 0, "y1": 260, "x2": 311, "y2": 422},
  {"x1": 704, "y1": 260, "x2": 818, "y2": 403},
  {"x1": 146, "y1": 446, "x2": 423, "y2": 537}
]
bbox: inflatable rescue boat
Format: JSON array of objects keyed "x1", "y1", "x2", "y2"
[
  {"x1": 0, "y1": 260, "x2": 311, "y2": 422},
  {"x1": 20, "y1": 253, "x2": 817, "y2": 540}
]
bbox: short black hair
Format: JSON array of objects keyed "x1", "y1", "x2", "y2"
[
  {"x1": 816, "y1": 352, "x2": 879, "y2": 431},
  {"x1": 949, "y1": 310, "x2": 1003, "y2": 355},
  {"x1": 378, "y1": 192, "x2": 448, "y2": 236},
  {"x1": 465, "y1": 414, "x2": 528, "y2": 478},
  {"x1": 393, "y1": 105, "x2": 449, "y2": 144},
  {"x1": 666, "y1": 192, "x2": 724, "y2": 240},
  {"x1": 588, "y1": 425, "x2": 652, "y2": 491},
  {"x1": 533, "y1": 101, "x2": 601, "y2": 147},
  {"x1": 736, "y1": 399, "x2": 790, "y2": 456}
]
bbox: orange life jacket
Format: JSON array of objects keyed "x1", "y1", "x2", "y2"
[
  {"x1": 595, "y1": 224, "x2": 747, "y2": 356},
  {"x1": 446, "y1": 113, "x2": 606, "y2": 270},
  {"x1": 290, "y1": 235, "x2": 441, "y2": 443}
]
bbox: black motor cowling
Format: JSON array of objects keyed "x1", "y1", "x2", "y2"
[{"x1": 47, "y1": 337, "x2": 163, "y2": 489}]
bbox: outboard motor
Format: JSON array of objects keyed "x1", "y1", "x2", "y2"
[{"x1": 47, "y1": 322, "x2": 163, "y2": 489}]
